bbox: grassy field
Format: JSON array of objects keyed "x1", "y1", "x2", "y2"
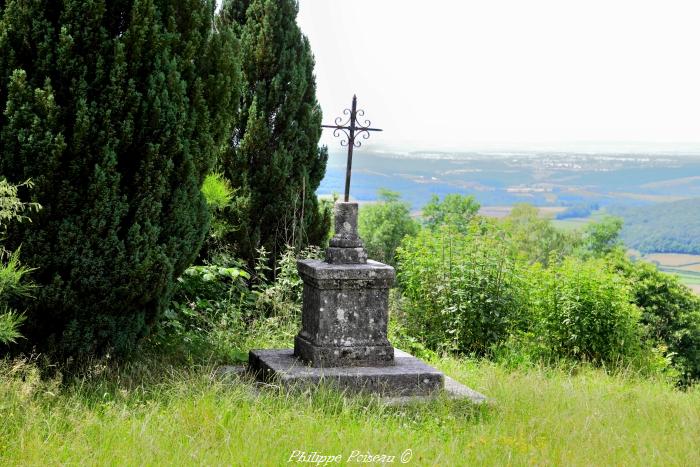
[
  {"x1": 640, "y1": 253, "x2": 700, "y2": 293},
  {"x1": 480, "y1": 206, "x2": 567, "y2": 219},
  {"x1": 1, "y1": 356, "x2": 699, "y2": 466},
  {"x1": 644, "y1": 253, "x2": 700, "y2": 269}
]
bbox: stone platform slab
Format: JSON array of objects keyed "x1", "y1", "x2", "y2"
[
  {"x1": 382, "y1": 376, "x2": 488, "y2": 406},
  {"x1": 249, "y1": 348, "x2": 441, "y2": 396},
  {"x1": 248, "y1": 348, "x2": 485, "y2": 404}
]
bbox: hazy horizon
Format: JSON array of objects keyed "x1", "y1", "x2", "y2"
[
  {"x1": 330, "y1": 141, "x2": 700, "y2": 156},
  {"x1": 298, "y1": 1, "x2": 700, "y2": 154}
]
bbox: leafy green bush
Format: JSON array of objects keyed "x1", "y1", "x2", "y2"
[
  {"x1": 422, "y1": 193, "x2": 480, "y2": 233},
  {"x1": 610, "y1": 253, "x2": 700, "y2": 384},
  {"x1": 527, "y1": 257, "x2": 645, "y2": 364},
  {"x1": 501, "y1": 204, "x2": 579, "y2": 265},
  {"x1": 0, "y1": 310, "x2": 24, "y2": 345},
  {"x1": 158, "y1": 261, "x2": 251, "y2": 362},
  {"x1": 199, "y1": 173, "x2": 237, "y2": 261},
  {"x1": 0, "y1": 249, "x2": 32, "y2": 345},
  {"x1": 159, "y1": 245, "x2": 322, "y2": 362},
  {"x1": 358, "y1": 189, "x2": 419, "y2": 265},
  {"x1": 201, "y1": 174, "x2": 235, "y2": 211},
  {"x1": 577, "y1": 215, "x2": 624, "y2": 258},
  {"x1": 397, "y1": 221, "x2": 529, "y2": 355},
  {"x1": 252, "y1": 245, "x2": 323, "y2": 318},
  {"x1": 0, "y1": 179, "x2": 40, "y2": 346},
  {"x1": 0, "y1": 179, "x2": 40, "y2": 230},
  {"x1": 394, "y1": 217, "x2": 661, "y2": 372}
]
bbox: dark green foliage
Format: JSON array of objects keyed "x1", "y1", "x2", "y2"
[
  {"x1": 0, "y1": 0, "x2": 240, "y2": 356},
  {"x1": 358, "y1": 189, "x2": 419, "y2": 265},
  {"x1": 219, "y1": 0, "x2": 328, "y2": 265},
  {"x1": 422, "y1": 193, "x2": 480, "y2": 233},
  {"x1": 611, "y1": 253, "x2": 700, "y2": 383},
  {"x1": 610, "y1": 198, "x2": 700, "y2": 254}
]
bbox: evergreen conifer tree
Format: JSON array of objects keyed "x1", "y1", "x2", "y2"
[
  {"x1": 0, "y1": 0, "x2": 240, "y2": 356},
  {"x1": 220, "y1": 0, "x2": 329, "y2": 265}
]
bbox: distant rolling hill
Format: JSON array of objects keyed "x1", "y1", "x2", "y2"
[
  {"x1": 610, "y1": 198, "x2": 700, "y2": 255},
  {"x1": 318, "y1": 150, "x2": 700, "y2": 210}
]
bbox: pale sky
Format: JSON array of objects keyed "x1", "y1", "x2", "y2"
[{"x1": 297, "y1": 0, "x2": 700, "y2": 153}]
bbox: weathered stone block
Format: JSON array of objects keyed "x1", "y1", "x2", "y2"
[
  {"x1": 294, "y1": 259, "x2": 395, "y2": 367},
  {"x1": 327, "y1": 202, "x2": 365, "y2": 263},
  {"x1": 326, "y1": 246, "x2": 367, "y2": 264}
]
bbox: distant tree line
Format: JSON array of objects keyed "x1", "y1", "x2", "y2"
[
  {"x1": 610, "y1": 198, "x2": 700, "y2": 255},
  {"x1": 556, "y1": 203, "x2": 599, "y2": 220}
]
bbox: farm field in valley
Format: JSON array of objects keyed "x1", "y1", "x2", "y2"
[
  {"x1": 644, "y1": 253, "x2": 700, "y2": 271},
  {"x1": 541, "y1": 215, "x2": 700, "y2": 294}
]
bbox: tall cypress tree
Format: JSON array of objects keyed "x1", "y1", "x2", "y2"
[
  {"x1": 220, "y1": 0, "x2": 329, "y2": 265},
  {"x1": 0, "y1": 0, "x2": 240, "y2": 356}
]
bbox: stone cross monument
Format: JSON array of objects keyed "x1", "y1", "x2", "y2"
[
  {"x1": 249, "y1": 198, "x2": 445, "y2": 396},
  {"x1": 294, "y1": 201, "x2": 395, "y2": 367},
  {"x1": 247, "y1": 96, "x2": 486, "y2": 402}
]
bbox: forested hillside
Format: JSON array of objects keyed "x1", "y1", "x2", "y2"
[{"x1": 611, "y1": 198, "x2": 700, "y2": 254}]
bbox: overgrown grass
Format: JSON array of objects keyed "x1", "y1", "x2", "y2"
[{"x1": 1, "y1": 354, "x2": 699, "y2": 465}]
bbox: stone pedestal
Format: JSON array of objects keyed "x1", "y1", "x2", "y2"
[
  {"x1": 294, "y1": 202, "x2": 394, "y2": 367},
  {"x1": 247, "y1": 201, "x2": 486, "y2": 401},
  {"x1": 294, "y1": 259, "x2": 395, "y2": 367}
]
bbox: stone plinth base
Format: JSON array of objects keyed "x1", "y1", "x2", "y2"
[
  {"x1": 295, "y1": 259, "x2": 395, "y2": 368},
  {"x1": 249, "y1": 348, "x2": 444, "y2": 397}
]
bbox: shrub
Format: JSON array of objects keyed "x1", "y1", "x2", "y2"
[
  {"x1": 0, "y1": 179, "x2": 40, "y2": 346},
  {"x1": 358, "y1": 189, "x2": 419, "y2": 265},
  {"x1": 159, "y1": 261, "x2": 251, "y2": 361},
  {"x1": 159, "y1": 245, "x2": 322, "y2": 362},
  {"x1": 422, "y1": 193, "x2": 480, "y2": 233},
  {"x1": 528, "y1": 257, "x2": 644, "y2": 364},
  {"x1": 199, "y1": 173, "x2": 237, "y2": 260},
  {"x1": 397, "y1": 221, "x2": 529, "y2": 355},
  {"x1": 219, "y1": 0, "x2": 329, "y2": 265},
  {"x1": 578, "y1": 216, "x2": 624, "y2": 258},
  {"x1": 395, "y1": 216, "x2": 656, "y2": 371},
  {"x1": 501, "y1": 204, "x2": 579, "y2": 265},
  {"x1": 611, "y1": 253, "x2": 700, "y2": 384},
  {"x1": 0, "y1": 249, "x2": 32, "y2": 345},
  {"x1": 252, "y1": 245, "x2": 323, "y2": 318},
  {"x1": 0, "y1": 179, "x2": 40, "y2": 230},
  {"x1": 0, "y1": 1, "x2": 240, "y2": 356}
]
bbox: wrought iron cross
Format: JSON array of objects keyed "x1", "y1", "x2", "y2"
[{"x1": 322, "y1": 95, "x2": 382, "y2": 202}]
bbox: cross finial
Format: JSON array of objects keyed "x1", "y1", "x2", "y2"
[{"x1": 322, "y1": 95, "x2": 382, "y2": 202}]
